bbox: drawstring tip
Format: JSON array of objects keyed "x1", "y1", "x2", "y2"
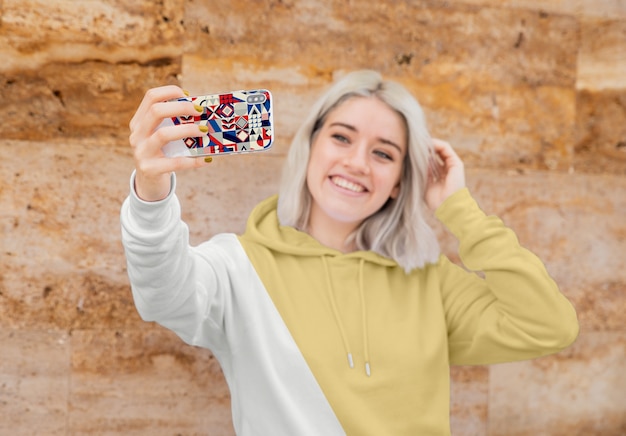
[
  {"x1": 347, "y1": 353, "x2": 354, "y2": 368},
  {"x1": 365, "y1": 362, "x2": 371, "y2": 377}
]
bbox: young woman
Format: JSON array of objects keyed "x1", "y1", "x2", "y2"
[{"x1": 121, "y1": 70, "x2": 578, "y2": 435}]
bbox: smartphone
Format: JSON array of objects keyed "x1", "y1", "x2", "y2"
[{"x1": 160, "y1": 89, "x2": 274, "y2": 157}]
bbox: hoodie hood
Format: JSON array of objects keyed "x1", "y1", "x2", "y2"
[{"x1": 244, "y1": 195, "x2": 398, "y2": 267}]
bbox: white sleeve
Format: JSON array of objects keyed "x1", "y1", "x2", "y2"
[
  {"x1": 120, "y1": 173, "x2": 348, "y2": 436},
  {"x1": 119, "y1": 171, "x2": 231, "y2": 352}
]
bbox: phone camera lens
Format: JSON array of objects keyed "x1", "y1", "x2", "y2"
[{"x1": 247, "y1": 94, "x2": 266, "y2": 104}]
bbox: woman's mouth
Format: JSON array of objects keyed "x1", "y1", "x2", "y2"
[{"x1": 330, "y1": 176, "x2": 366, "y2": 193}]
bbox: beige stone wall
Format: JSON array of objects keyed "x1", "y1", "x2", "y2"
[{"x1": 1, "y1": 0, "x2": 624, "y2": 434}]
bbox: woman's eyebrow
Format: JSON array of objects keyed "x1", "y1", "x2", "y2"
[
  {"x1": 329, "y1": 122, "x2": 357, "y2": 132},
  {"x1": 329, "y1": 122, "x2": 403, "y2": 153}
]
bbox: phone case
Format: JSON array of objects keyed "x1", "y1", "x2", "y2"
[{"x1": 161, "y1": 89, "x2": 274, "y2": 157}]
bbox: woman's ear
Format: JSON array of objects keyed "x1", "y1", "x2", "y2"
[{"x1": 390, "y1": 182, "x2": 400, "y2": 199}]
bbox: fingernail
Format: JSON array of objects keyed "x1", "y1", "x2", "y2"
[
  {"x1": 198, "y1": 125, "x2": 208, "y2": 133},
  {"x1": 183, "y1": 89, "x2": 190, "y2": 96},
  {"x1": 204, "y1": 156, "x2": 213, "y2": 163},
  {"x1": 194, "y1": 104, "x2": 204, "y2": 113}
]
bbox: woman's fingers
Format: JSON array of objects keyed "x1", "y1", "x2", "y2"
[
  {"x1": 431, "y1": 138, "x2": 461, "y2": 167},
  {"x1": 425, "y1": 138, "x2": 466, "y2": 211},
  {"x1": 130, "y1": 101, "x2": 199, "y2": 154},
  {"x1": 129, "y1": 85, "x2": 186, "y2": 131},
  {"x1": 134, "y1": 154, "x2": 210, "y2": 202},
  {"x1": 432, "y1": 139, "x2": 464, "y2": 175},
  {"x1": 133, "y1": 119, "x2": 203, "y2": 159},
  {"x1": 129, "y1": 85, "x2": 199, "y2": 155},
  {"x1": 128, "y1": 86, "x2": 214, "y2": 201},
  {"x1": 135, "y1": 153, "x2": 209, "y2": 180}
]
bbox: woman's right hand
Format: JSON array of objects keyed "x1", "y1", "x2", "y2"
[{"x1": 128, "y1": 85, "x2": 210, "y2": 202}]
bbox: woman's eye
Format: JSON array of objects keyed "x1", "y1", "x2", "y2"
[
  {"x1": 374, "y1": 150, "x2": 393, "y2": 160},
  {"x1": 332, "y1": 134, "x2": 350, "y2": 143}
]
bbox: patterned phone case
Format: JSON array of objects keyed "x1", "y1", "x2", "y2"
[{"x1": 161, "y1": 89, "x2": 274, "y2": 157}]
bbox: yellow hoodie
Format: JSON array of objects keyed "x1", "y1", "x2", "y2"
[
  {"x1": 239, "y1": 188, "x2": 578, "y2": 435},
  {"x1": 121, "y1": 173, "x2": 579, "y2": 436}
]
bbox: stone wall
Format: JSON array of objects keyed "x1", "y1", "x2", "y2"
[{"x1": 1, "y1": 0, "x2": 624, "y2": 434}]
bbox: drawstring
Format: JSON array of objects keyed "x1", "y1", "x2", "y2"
[
  {"x1": 321, "y1": 256, "x2": 371, "y2": 377},
  {"x1": 358, "y1": 258, "x2": 371, "y2": 377},
  {"x1": 322, "y1": 256, "x2": 354, "y2": 368}
]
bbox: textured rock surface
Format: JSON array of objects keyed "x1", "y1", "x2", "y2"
[{"x1": 1, "y1": 1, "x2": 625, "y2": 434}]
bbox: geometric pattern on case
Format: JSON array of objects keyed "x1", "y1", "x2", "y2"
[{"x1": 171, "y1": 90, "x2": 273, "y2": 156}]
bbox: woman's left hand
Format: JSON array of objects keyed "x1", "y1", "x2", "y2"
[{"x1": 424, "y1": 138, "x2": 466, "y2": 211}]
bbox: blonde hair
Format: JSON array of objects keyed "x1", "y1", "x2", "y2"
[{"x1": 277, "y1": 70, "x2": 439, "y2": 271}]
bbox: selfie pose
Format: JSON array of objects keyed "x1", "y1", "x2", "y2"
[{"x1": 121, "y1": 70, "x2": 579, "y2": 435}]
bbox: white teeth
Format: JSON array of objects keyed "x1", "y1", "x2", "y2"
[{"x1": 331, "y1": 176, "x2": 365, "y2": 193}]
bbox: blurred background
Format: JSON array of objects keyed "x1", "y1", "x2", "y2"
[{"x1": 0, "y1": 0, "x2": 625, "y2": 434}]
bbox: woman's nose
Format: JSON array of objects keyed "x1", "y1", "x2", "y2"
[{"x1": 343, "y1": 144, "x2": 370, "y2": 174}]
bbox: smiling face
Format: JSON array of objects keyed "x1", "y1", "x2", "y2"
[{"x1": 305, "y1": 96, "x2": 407, "y2": 248}]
